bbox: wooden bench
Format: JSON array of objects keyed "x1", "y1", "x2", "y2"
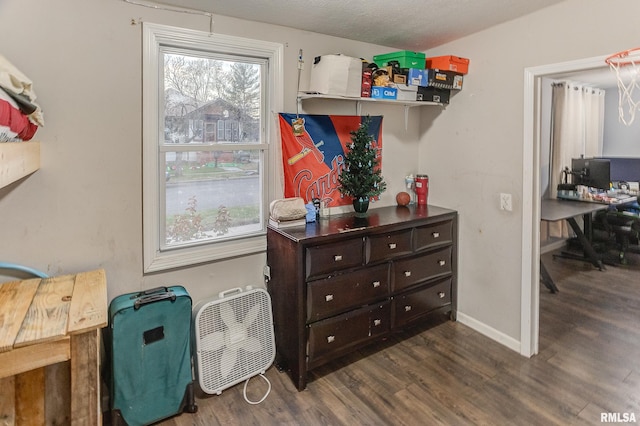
[{"x1": 0, "y1": 269, "x2": 107, "y2": 425}]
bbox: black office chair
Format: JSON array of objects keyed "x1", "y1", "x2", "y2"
[{"x1": 594, "y1": 199, "x2": 640, "y2": 264}]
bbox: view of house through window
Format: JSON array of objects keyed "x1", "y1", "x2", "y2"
[
  {"x1": 160, "y1": 51, "x2": 265, "y2": 249},
  {"x1": 143, "y1": 23, "x2": 281, "y2": 272}
]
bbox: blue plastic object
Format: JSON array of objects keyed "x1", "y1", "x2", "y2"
[{"x1": 0, "y1": 262, "x2": 48, "y2": 278}]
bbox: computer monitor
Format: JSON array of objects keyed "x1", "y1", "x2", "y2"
[
  {"x1": 600, "y1": 157, "x2": 640, "y2": 183},
  {"x1": 571, "y1": 158, "x2": 611, "y2": 190}
]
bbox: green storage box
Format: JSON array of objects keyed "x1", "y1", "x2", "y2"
[{"x1": 373, "y1": 50, "x2": 426, "y2": 69}]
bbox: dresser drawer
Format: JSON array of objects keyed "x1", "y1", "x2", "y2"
[
  {"x1": 307, "y1": 302, "x2": 390, "y2": 364},
  {"x1": 365, "y1": 229, "x2": 413, "y2": 264},
  {"x1": 414, "y1": 220, "x2": 453, "y2": 252},
  {"x1": 392, "y1": 246, "x2": 452, "y2": 291},
  {"x1": 305, "y1": 237, "x2": 363, "y2": 279},
  {"x1": 393, "y1": 278, "x2": 452, "y2": 328},
  {"x1": 307, "y1": 263, "x2": 390, "y2": 322}
]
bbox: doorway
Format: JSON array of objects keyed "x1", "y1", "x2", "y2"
[{"x1": 522, "y1": 54, "x2": 618, "y2": 357}]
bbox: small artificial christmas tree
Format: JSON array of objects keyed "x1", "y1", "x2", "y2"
[{"x1": 338, "y1": 117, "x2": 387, "y2": 212}]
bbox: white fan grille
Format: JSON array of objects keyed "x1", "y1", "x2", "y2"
[{"x1": 194, "y1": 288, "x2": 276, "y2": 395}]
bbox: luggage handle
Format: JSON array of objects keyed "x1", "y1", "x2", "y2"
[
  {"x1": 137, "y1": 286, "x2": 170, "y2": 297},
  {"x1": 134, "y1": 290, "x2": 176, "y2": 310}
]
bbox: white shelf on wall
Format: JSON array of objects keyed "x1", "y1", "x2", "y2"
[
  {"x1": 297, "y1": 93, "x2": 445, "y2": 129},
  {"x1": 0, "y1": 141, "x2": 41, "y2": 189}
]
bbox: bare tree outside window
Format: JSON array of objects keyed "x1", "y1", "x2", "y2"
[
  {"x1": 143, "y1": 23, "x2": 281, "y2": 272},
  {"x1": 161, "y1": 52, "x2": 264, "y2": 248}
]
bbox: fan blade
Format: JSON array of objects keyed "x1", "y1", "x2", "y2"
[
  {"x1": 220, "y1": 348, "x2": 238, "y2": 379},
  {"x1": 199, "y1": 331, "x2": 225, "y2": 351},
  {"x1": 243, "y1": 303, "x2": 261, "y2": 327},
  {"x1": 242, "y1": 336, "x2": 263, "y2": 353},
  {"x1": 220, "y1": 302, "x2": 237, "y2": 328}
]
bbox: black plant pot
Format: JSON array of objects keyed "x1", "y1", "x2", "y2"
[{"x1": 352, "y1": 196, "x2": 370, "y2": 217}]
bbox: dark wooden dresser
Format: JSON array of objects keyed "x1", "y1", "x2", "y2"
[{"x1": 266, "y1": 204, "x2": 458, "y2": 390}]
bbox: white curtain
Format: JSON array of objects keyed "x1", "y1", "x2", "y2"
[{"x1": 546, "y1": 82, "x2": 605, "y2": 237}]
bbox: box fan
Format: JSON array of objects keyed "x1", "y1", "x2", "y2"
[{"x1": 192, "y1": 287, "x2": 276, "y2": 403}]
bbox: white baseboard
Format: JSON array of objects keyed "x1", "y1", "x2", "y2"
[{"x1": 456, "y1": 312, "x2": 522, "y2": 354}]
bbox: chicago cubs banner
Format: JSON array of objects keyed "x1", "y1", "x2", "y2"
[{"x1": 278, "y1": 113, "x2": 383, "y2": 207}]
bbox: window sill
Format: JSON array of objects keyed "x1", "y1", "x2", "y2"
[{"x1": 144, "y1": 234, "x2": 266, "y2": 273}]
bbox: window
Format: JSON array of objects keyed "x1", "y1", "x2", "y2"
[{"x1": 143, "y1": 23, "x2": 283, "y2": 272}]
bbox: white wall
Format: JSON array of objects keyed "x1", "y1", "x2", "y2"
[
  {"x1": 603, "y1": 88, "x2": 640, "y2": 156},
  {"x1": 0, "y1": 0, "x2": 422, "y2": 305},
  {"x1": 416, "y1": 0, "x2": 640, "y2": 346}
]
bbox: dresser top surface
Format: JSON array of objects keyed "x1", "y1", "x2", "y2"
[{"x1": 268, "y1": 204, "x2": 457, "y2": 242}]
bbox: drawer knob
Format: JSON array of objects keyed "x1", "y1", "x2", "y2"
[
  {"x1": 404, "y1": 305, "x2": 412, "y2": 312},
  {"x1": 438, "y1": 260, "x2": 446, "y2": 266},
  {"x1": 404, "y1": 271, "x2": 412, "y2": 277},
  {"x1": 438, "y1": 291, "x2": 446, "y2": 298},
  {"x1": 325, "y1": 294, "x2": 334, "y2": 302},
  {"x1": 373, "y1": 319, "x2": 382, "y2": 326},
  {"x1": 372, "y1": 280, "x2": 381, "y2": 288},
  {"x1": 327, "y1": 335, "x2": 335, "y2": 343},
  {"x1": 388, "y1": 243, "x2": 397, "y2": 249},
  {"x1": 334, "y1": 255, "x2": 343, "y2": 262},
  {"x1": 432, "y1": 232, "x2": 440, "y2": 238}
]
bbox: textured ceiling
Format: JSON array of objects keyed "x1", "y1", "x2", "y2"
[
  {"x1": 153, "y1": 0, "x2": 567, "y2": 51},
  {"x1": 147, "y1": 0, "x2": 623, "y2": 88}
]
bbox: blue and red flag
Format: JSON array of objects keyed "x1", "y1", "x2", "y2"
[{"x1": 278, "y1": 114, "x2": 383, "y2": 207}]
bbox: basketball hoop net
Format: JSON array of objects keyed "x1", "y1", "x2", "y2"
[{"x1": 605, "y1": 47, "x2": 640, "y2": 126}]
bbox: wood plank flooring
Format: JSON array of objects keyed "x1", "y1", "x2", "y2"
[{"x1": 157, "y1": 250, "x2": 640, "y2": 426}]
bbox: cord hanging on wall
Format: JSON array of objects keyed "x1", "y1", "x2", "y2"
[
  {"x1": 296, "y1": 49, "x2": 304, "y2": 118},
  {"x1": 292, "y1": 49, "x2": 306, "y2": 136},
  {"x1": 122, "y1": 0, "x2": 214, "y2": 33}
]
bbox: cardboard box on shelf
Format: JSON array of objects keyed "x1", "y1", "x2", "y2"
[
  {"x1": 373, "y1": 50, "x2": 426, "y2": 69},
  {"x1": 426, "y1": 69, "x2": 463, "y2": 90},
  {"x1": 417, "y1": 86, "x2": 451, "y2": 104},
  {"x1": 426, "y1": 55, "x2": 470, "y2": 74},
  {"x1": 393, "y1": 74, "x2": 407, "y2": 84},
  {"x1": 382, "y1": 66, "x2": 407, "y2": 84},
  {"x1": 406, "y1": 68, "x2": 428, "y2": 86},
  {"x1": 371, "y1": 86, "x2": 398, "y2": 100},
  {"x1": 406, "y1": 68, "x2": 463, "y2": 90},
  {"x1": 362, "y1": 67, "x2": 373, "y2": 97},
  {"x1": 395, "y1": 84, "x2": 419, "y2": 101},
  {"x1": 309, "y1": 54, "x2": 363, "y2": 97}
]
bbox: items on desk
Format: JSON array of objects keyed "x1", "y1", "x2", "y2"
[{"x1": 557, "y1": 187, "x2": 637, "y2": 205}]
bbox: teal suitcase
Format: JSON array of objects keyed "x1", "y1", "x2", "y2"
[{"x1": 106, "y1": 286, "x2": 197, "y2": 425}]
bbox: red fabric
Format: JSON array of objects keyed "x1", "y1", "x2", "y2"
[{"x1": 0, "y1": 99, "x2": 38, "y2": 141}]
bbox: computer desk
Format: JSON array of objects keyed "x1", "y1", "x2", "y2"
[{"x1": 540, "y1": 199, "x2": 609, "y2": 293}]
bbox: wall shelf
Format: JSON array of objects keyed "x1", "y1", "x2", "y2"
[
  {"x1": 0, "y1": 141, "x2": 41, "y2": 189},
  {"x1": 297, "y1": 93, "x2": 444, "y2": 129}
]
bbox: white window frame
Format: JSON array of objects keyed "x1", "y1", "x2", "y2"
[{"x1": 142, "y1": 22, "x2": 283, "y2": 273}]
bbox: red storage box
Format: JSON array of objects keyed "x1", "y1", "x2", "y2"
[{"x1": 426, "y1": 56, "x2": 469, "y2": 74}]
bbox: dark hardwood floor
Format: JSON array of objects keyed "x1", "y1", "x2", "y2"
[{"x1": 158, "y1": 249, "x2": 640, "y2": 426}]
